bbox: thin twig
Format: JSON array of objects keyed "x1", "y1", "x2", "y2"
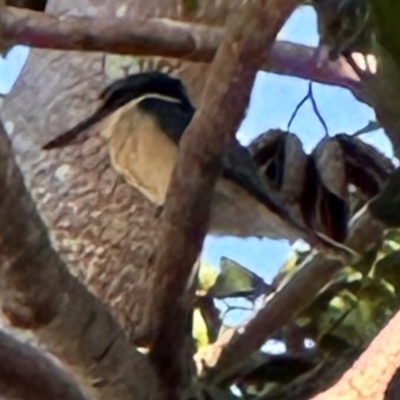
[
  {"x1": 287, "y1": 82, "x2": 329, "y2": 136},
  {"x1": 308, "y1": 82, "x2": 329, "y2": 136},
  {"x1": 287, "y1": 86, "x2": 310, "y2": 131}
]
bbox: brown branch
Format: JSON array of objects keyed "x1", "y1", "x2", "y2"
[
  {"x1": 0, "y1": 330, "x2": 87, "y2": 400},
  {"x1": 0, "y1": 6, "x2": 218, "y2": 61},
  {"x1": 0, "y1": 6, "x2": 362, "y2": 94},
  {"x1": 0, "y1": 120, "x2": 158, "y2": 400},
  {"x1": 267, "y1": 41, "x2": 361, "y2": 92},
  {"x1": 207, "y1": 209, "x2": 385, "y2": 383},
  {"x1": 310, "y1": 309, "x2": 400, "y2": 400},
  {"x1": 147, "y1": 0, "x2": 303, "y2": 397},
  {"x1": 0, "y1": 1, "x2": 11, "y2": 53}
]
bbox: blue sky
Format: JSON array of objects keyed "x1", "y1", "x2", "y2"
[{"x1": 0, "y1": 6, "x2": 394, "y2": 325}]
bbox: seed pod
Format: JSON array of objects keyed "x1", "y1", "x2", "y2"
[
  {"x1": 249, "y1": 129, "x2": 307, "y2": 219},
  {"x1": 313, "y1": 136, "x2": 348, "y2": 202},
  {"x1": 335, "y1": 134, "x2": 395, "y2": 198},
  {"x1": 301, "y1": 137, "x2": 349, "y2": 243},
  {"x1": 249, "y1": 129, "x2": 287, "y2": 192}
]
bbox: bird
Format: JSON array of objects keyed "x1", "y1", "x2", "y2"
[{"x1": 42, "y1": 71, "x2": 358, "y2": 264}]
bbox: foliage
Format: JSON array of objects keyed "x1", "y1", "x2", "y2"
[
  {"x1": 368, "y1": 0, "x2": 400, "y2": 67},
  {"x1": 194, "y1": 223, "x2": 400, "y2": 398}
]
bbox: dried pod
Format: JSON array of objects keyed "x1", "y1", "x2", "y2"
[
  {"x1": 249, "y1": 129, "x2": 308, "y2": 218},
  {"x1": 313, "y1": 136, "x2": 348, "y2": 202},
  {"x1": 301, "y1": 137, "x2": 349, "y2": 243},
  {"x1": 335, "y1": 134, "x2": 395, "y2": 199},
  {"x1": 249, "y1": 129, "x2": 288, "y2": 191}
]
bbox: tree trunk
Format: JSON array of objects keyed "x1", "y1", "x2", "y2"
[{"x1": 1, "y1": 0, "x2": 249, "y2": 344}]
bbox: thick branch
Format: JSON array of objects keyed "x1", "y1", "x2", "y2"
[
  {"x1": 147, "y1": 0, "x2": 302, "y2": 396},
  {"x1": 311, "y1": 309, "x2": 400, "y2": 400},
  {"x1": 0, "y1": 121, "x2": 158, "y2": 400},
  {"x1": 208, "y1": 209, "x2": 385, "y2": 383},
  {"x1": 0, "y1": 6, "x2": 361, "y2": 93},
  {"x1": 0, "y1": 330, "x2": 86, "y2": 400},
  {"x1": 0, "y1": 6, "x2": 218, "y2": 61}
]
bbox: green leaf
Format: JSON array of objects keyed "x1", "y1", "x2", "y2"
[
  {"x1": 197, "y1": 260, "x2": 218, "y2": 292},
  {"x1": 316, "y1": 278, "x2": 396, "y2": 349},
  {"x1": 350, "y1": 248, "x2": 378, "y2": 275},
  {"x1": 181, "y1": 0, "x2": 200, "y2": 12},
  {"x1": 271, "y1": 254, "x2": 299, "y2": 289},
  {"x1": 374, "y1": 250, "x2": 400, "y2": 292},
  {"x1": 383, "y1": 229, "x2": 400, "y2": 246},
  {"x1": 369, "y1": 0, "x2": 400, "y2": 67},
  {"x1": 298, "y1": 271, "x2": 362, "y2": 325},
  {"x1": 192, "y1": 308, "x2": 210, "y2": 349},
  {"x1": 208, "y1": 257, "x2": 269, "y2": 300}
]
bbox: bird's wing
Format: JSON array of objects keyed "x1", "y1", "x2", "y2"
[
  {"x1": 42, "y1": 72, "x2": 186, "y2": 150},
  {"x1": 42, "y1": 78, "x2": 139, "y2": 149}
]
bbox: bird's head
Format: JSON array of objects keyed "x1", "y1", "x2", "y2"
[
  {"x1": 41, "y1": 71, "x2": 194, "y2": 150},
  {"x1": 99, "y1": 71, "x2": 193, "y2": 113}
]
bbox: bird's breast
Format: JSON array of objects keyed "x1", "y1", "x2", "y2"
[{"x1": 102, "y1": 105, "x2": 178, "y2": 205}]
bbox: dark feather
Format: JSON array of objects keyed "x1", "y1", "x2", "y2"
[
  {"x1": 42, "y1": 72, "x2": 358, "y2": 261},
  {"x1": 42, "y1": 72, "x2": 191, "y2": 150}
]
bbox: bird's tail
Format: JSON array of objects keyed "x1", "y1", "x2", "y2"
[
  {"x1": 42, "y1": 74, "x2": 147, "y2": 150},
  {"x1": 42, "y1": 108, "x2": 112, "y2": 150}
]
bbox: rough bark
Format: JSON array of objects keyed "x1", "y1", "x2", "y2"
[
  {"x1": 0, "y1": 330, "x2": 86, "y2": 400},
  {"x1": 0, "y1": 120, "x2": 158, "y2": 400},
  {"x1": 0, "y1": 5, "x2": 361, "y2": 93},
  {"x1": 1, "y1": 0, "x2": 179, "y2": 345},
  {"x1": 6, "y1": 4, "x2": 395, "y2": 155},
  {"x1": 0, "y1": 0, "x2": 247, "y2": 348},
  {"x1": 311, "y1": 310, "x2": 400, "y2": 400},
  {"x1": 0, "y1": 6, "x2": 218, "y2": 62},
  {"x1": 203, "y1": 209, "x2": 385, "y2": 382}
]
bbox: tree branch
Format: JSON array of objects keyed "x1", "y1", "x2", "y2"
[
  {"x1": 147, "y1": 0, "x2": 302, "y2": 397},
  {"x1": 0, "y1": 6, "x2": 361, "y2": 93},
  {"x1": 311, "y1": 309, "x2": 400, "y2": 400},
  {"x1": 0, "y1": 6, "x2": 218, "y2": 61},
  {"x1": 0, "y1": 120, "x2": 158, "y2": 400},
  {"x1": 207, "y1": 208, "x2": 385, "y2": 383},
  {"x1": 0, "y1": 330, "x2": 87, "y2": 400}
]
